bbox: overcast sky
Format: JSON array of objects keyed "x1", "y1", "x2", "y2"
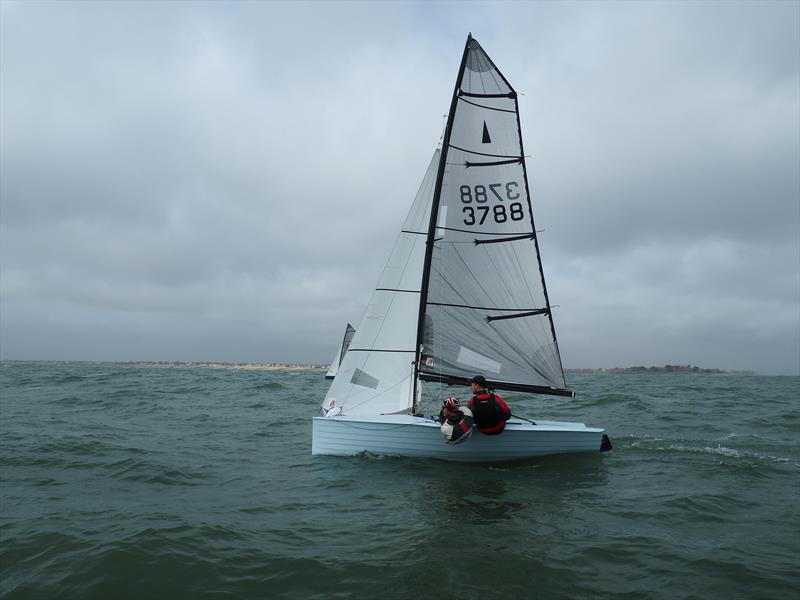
[{"x1": 1, "y1": 1, "x2": 798, "y2": 375}]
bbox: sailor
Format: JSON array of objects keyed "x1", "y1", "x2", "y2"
[
  {"x1": 467, "y1": 375, "x2": 511, "y2": 435},
  {"x1": 438, "y1": 396, "x2": 474, "y2": 444}
]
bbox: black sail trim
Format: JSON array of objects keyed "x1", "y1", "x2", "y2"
[
  {"x1": 347, "y1": 349, "x2": 416, "y2": 353},
  {"x1": 466, "y1": 158, "x2": 523, "y2": 168},
  {"x1": 418, "y1": 372, "x2": 575, "y2": 398},
  {"x1": 474, "y1": 233, "x2": 535, "y2": 246},
  {"x1": 428, "y1": 301, "x2": 545, "y2": 312},
  {"x1": 401, "y1": 230, "x2": 427, "y2": 235},
  {"x1": 440, "y1": 225, "x2": 531, "y2": 236},
  {"x1": 448, "y1": 143, "x2": 519, "y2": 159},
  {"x1": 459, "y1": 90, "x2": 517, "y2": 99},
  {"x1": 375, "y1": 288, "x2": 420, "y2": 293},
  {"x1": 485, "y1": 308, "x2": 549, "y2": 322},
  {"x1": 457, "y1": 96, "x2": 516, "y2": 113}
]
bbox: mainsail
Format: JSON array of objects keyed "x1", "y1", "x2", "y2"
[
  {"x1": 415, "y1": 36, "x2": 572, "y2": 397},
  {"x1": 323, "y1": 150, "x2": 440, "y2": 415}
]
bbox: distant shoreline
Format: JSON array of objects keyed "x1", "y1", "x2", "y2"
[
  {"x1": 1, "y1": 360, "x2": 756, "y2": 375},
  {"x1": 565, "y1": 365, "x2": 754, "y2": 375},
  {"x1": 0, "y1": 360, "x2": 327, "y2": 371}
]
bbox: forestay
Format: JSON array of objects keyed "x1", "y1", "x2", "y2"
[
  {"x1": 416, "y1": 37, "x2": 571, "y2": 396},
  {"x1": 322, "y1": 150, "x2": 440, "y2": 416}
]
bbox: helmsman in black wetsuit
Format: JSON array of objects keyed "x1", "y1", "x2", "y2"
[{"x1": 466, "y1": 375, "x2": 511, "y2": 435}]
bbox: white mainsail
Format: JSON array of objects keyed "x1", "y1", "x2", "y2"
[{"x1": 322, "y1": 150, "x2": 439, "y2": 416}]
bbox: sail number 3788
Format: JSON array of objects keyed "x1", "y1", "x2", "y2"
[{"x1": 459, "y1": 182, "x2": 525, "y2": 225}]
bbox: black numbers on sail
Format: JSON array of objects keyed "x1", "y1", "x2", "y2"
[{"x1": 460, "y1": 182, "x2": 524, "y2": 224}]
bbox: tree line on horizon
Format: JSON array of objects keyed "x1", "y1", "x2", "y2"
[{"x1": 564, "y1": 365, "x2": 735, "y2": 374}]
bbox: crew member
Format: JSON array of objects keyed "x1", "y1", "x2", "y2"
[
  {"x1": 467, "y1": 375, "x2": 511, "y2": 435},
  {"x1": 438, "y1": 396, "x2": 474, "y2": 444}
]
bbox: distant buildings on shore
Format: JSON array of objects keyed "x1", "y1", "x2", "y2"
[
  {"x1": 124, "y1": 361, "x2": 328, "y2": 370},
  {"x1": 565, "y1": 364, "x2": 753, "y2": 375},
  {"x1": 0, "y1": 360, "x2": 329, "y2": 370}
]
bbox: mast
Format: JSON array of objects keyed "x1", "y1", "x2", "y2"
[{"x1": 412, "y1": 34, "x2": 474, "y2": 407}]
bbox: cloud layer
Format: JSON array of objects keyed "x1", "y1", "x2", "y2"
[{"x1": 2, "y1": 1, "x2": 798, "y2": 374}]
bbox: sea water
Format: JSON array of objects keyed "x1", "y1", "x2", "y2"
[{"x1": 1, "y1": 362, "x2": 798, "y2": 599}]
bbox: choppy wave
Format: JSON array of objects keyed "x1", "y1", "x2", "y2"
[
  {"x1": 628, "y1": 436, "x2": 795, "y2": 465},
  {"x1": 1, "y1": 363, "x2": 798, "y2": 600},
  {"x1": 251, "y1": 381, "x2": 285, "y2": 390}
]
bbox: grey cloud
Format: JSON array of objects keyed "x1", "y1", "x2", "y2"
[{"x1": 1, "y1": 1, "x2": 797, "y2": 374}]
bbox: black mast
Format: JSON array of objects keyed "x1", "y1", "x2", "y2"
[{"x1": 412, "y1": 34, "x2": 473, "y2": 408}]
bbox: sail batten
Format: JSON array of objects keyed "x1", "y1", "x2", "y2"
[
  {"x1": 427, "y1": 301, "x2": 546, "y2": 312},
  {"x1": 485, "y1": 309, "x2": 549, "y2": 322},
  {"x1": 465, "y1": 158, "x2": 523, "y2": 168},
  {"x1": 474, "y1": 233, "x2": 535, "y2": 245},
  {"x1": 459, "y1": 91, "x2": 516, "y2": 99},
  {"x1": 448, "y1": 144, "x2": 520, "y2": 158},
  {"x1": 457, "y1": 96, "x2": 517, "y2": 113}
]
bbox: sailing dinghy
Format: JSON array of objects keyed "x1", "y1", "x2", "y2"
[
  {"x1": 313, "y1": 35, "x2": 609, "y2": 461},
  {"x1": 324, "y1": 323, "x2": 356, "y2": 380}
]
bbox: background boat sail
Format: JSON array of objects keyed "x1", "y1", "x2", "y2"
[
  {"x1": 313, "y1": 35, "x2": 609, "y2": 460},
  {"x1": 324, "y1": 323, "x2": 355, "y2": 380}
]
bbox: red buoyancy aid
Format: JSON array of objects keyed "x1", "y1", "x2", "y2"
[{"x1": 468, "y1": 392, "x2": 511, "y2": 435}]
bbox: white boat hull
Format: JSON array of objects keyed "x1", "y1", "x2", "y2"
[{"x1": 312, "y1": 414, "x2": 605, "y2": 462}]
